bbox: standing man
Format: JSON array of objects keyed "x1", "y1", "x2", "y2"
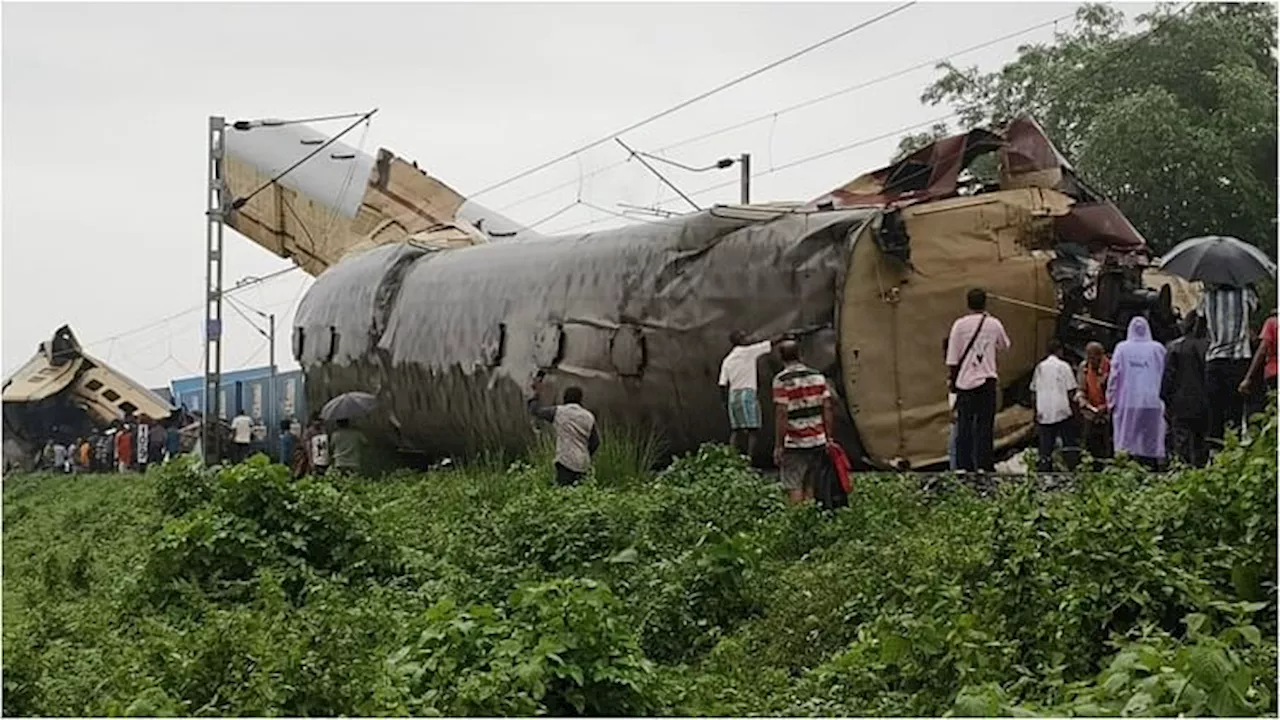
[
  {"x1": 303, "y1": 413, "x2": 330, "y2": 476},
  {"x1": 52, "y1": 440, "x2": 69, "y2": 474},
  {"x1": 230, "y1": 408, "x2": 254, "y2": 464},
  {"x1": 164, "y1": 417, "x2": 182, "y2": 462},
  {"x1": 528, "y1": 376, "x2": 601, "y2": 486},
  {"x1": 95, "y1": 430, "x2": 112, "y2": 473},
  {"x1": 328, "y1": 418, "x2": 368, "y2": 475},
  {"x1": 1076, "y1": 341, "x2": 1112, "y2": 465},
  {"x1": 1163, "y1": 313, "x2": 1210, "y2": 467},
  {"x1": 115, "y1": 421, "x2": 133, "y2": 473},
  {"x1": 148, "y1": 418, "x2": 167, "y2": 468},
  {"x1": 718, "y1": 330, "x2": 775, "y2": 461},
  {"x1": 278, "y1": 419, "x2": 300, "y2": 469},
  {"x1": 1200, "y1": 283, "x2": 1257, "y2": 451},
  {"x1": 945, "y1": 288, "x2": 1011, "y2": 472},
  {"x1": 1030, "y1": 338, "x2": 1079, "y2": 472},
  {"x1": 771, "y1": 340, "x2": 834, "y2": 505},
  {"x1": 1239, "y1": 308, "x2": 1277, "y2": 402}
]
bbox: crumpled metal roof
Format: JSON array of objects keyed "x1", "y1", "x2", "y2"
[{"x1": 808, "y1": 114, "x2": 1147, "y2": 251}]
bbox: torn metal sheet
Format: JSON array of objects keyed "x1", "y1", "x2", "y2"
[
  {"x1": 811, "y1": 114, "x2": 1146, "y2": 251},
  {"x1": 221, "y1": 124, "x2": 541, "y2": 276}
]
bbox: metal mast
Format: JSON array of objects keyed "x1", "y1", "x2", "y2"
[{"x1": 203, "y1": 116, "x2": 227, "y2": 466}]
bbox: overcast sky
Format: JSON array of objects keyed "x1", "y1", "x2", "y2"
[{"x1": 3, "y1": 1, "x2": 1152, "y2": 388}]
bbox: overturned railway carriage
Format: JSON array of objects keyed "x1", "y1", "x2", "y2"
[
  {"x1": 231, "y1": 113, "x2": 1190, "y2": 469},
  {"x1": 293, "y1": 193, "x2": 1180, "y2": 469}
]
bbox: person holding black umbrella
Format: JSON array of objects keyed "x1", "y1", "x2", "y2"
[
  {"x1": 1199, "y1": 283, "x2": 1258, "y2": 450},
  {"x1": 1159, "y1": 235, "x2": 1275, "y2": 452}
]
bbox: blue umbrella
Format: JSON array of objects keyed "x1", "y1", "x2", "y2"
[
  {"x1": 320, "y1": 391, "x2": 377, "y2": 422},
  {"x1": 1159, "y1": 235, "x2": 1276, "y2": 287}
]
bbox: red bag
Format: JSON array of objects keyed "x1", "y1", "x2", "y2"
[{"x1": 826, "y1": 441, "x2": 852, "y2": 493}]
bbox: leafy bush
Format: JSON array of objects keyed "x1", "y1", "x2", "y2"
[
  {"x1": 3, "y1": 409, "x2": 1275, "y2": 716},
  {"x1": 380, "y1": 579, "x2": 662, "y2": 715},
  {"x1": 145, "y1": 456, "x2": 402, "y2": 603}
]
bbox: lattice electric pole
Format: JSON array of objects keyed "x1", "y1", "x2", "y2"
[{"x1": 203, "y1": 116, "x2": 227, "y2": 466}]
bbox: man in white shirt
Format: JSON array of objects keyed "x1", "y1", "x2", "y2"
[
  {"x1": 718, "y1": 330, "x2": 776, "y2": 460},
  {"x1": 528, "y1": 377, "x2": 600, "y2": 486},
  {"x1": 1030, "y1": 337, "x2": 1080, "y2": 472},
  {"x1": 230, "y1": 409, "x2": 254, "y2": 464},
  {"x1": 946, "y1": 288, "x2": 1011, "y2": 472}
]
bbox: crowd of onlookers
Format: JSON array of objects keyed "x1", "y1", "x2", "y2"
[
  {"x1": 711, "y1": 283, "x2": 1276, "y2": 498},
  {"x1": 37, "y1": 408, "x2": 373, "y2": 477},
  {"x1": 983, "y1": 283, "x2": 1275, "y2": 472},
  {"x1": 40, "y1": 413, "x2": 183, "y2": 474}
]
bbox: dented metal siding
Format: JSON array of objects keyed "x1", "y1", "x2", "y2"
[{"x1": 295, "y1": 208, "x2": 877, "y2": 459}]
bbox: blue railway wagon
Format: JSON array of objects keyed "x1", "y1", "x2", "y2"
[{"x1": 170, "y1": 367, "x2": 308, "y2": 451}]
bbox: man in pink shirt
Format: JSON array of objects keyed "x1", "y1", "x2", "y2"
[
  {"x1": 1239, "y1": 309, "x2": 1278, "y2": 399},
  {"x1": 946, "y1": 288, "x2": 1011, "y2": 472}
]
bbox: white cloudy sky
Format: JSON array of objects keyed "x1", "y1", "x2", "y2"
[{"x1": 2, "y1": 1, "x2": 1152, "y2": 389}]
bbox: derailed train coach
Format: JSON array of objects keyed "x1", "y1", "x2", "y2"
[
  {"x1": 3, "y1": 326, "x2": 174, "y2": 471},
  {"x1": 225, "y1": 114, "x2": 1196, "y2": 469}
]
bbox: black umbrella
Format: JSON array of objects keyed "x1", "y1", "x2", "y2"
[
  {"x1": 320, "y1": 392, "x2": 377, "y2": 422},
  {"x1": 1159, "y1": 235, "x2": 1276, "y2": 287}
]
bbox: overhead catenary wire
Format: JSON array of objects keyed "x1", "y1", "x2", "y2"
[
  {"x1": 795, "y1": 1, "x2": 1199, "y2": 207},
  {"x1": 616, "y1": 138, "x2": 702, "y2": 212},
  {"x1": 526, "y1": 201, "x2": 584, "y2": 229},
  {"x1": 224, "y1": 295, "x2": 271, "y2": 340},
  {"x1": 469, "y1": 2, "x2": 917, "y2": 201},
  {"x1": 98, "y1": 280, "x2": 303, "y2": 369},
  {"x1": 84, "y1": 267, "x2": 304, "y2": 349},
  {"x1": 650, "y1": 2, "x2": 1196, "y2": 211},
  {"x1": 544, "y1": 201, "x2": 663, "y2": 235},
  {"x1": 493, "y1": 11, "x2": 1072, "y2": 214}
]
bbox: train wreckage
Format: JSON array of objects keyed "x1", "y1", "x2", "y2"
[
  {"x1": 3, "y1": 326, "x2": 175, "y2": 471},
  {"x1": 219, "y1": 114, "x2": 1198, "y2": 468}
]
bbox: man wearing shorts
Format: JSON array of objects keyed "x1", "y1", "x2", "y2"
[
  {"x1": 718, "y1": 330, "x2": 775, "y2": 460},
  {"x1": 771, "y1": 340, "x2": 834, "y2": 504}
]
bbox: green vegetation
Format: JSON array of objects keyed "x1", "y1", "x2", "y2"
[
  {"x1": 4, "y1": 410, "x2": 1276, "y2": 716},
  {"x1": 897, "y1": 3, "x2": 1277, "y2": 260}
]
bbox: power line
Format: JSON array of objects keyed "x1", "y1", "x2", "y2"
[
  {"x1": 493, "y1": 11, "x2": 1070, "y2": 214},
  {"x1": 225, "y1": 295, "x2": 270, "y2": 339},
  {"x1": 815, "y1": 1, "x2": 1198, "y2": 207},
  {"x1": 84, "y1": 267, "x2": 304, "y2": 349},
  {"x1": 651, "y1": 2, "x2": 1196, "y2": 211},
  {"x1": 236, "y1": 338, "x2": 270, "y2": 370},
  {"x1": 616, "y1": 138, "x2": 701, "y2": 212},
  {"x1": 656, "y1": 112, "x2": 957, "y2": 205},
  {"x1": 526, "y1": 201, "x2": 583, "y2": 229},
  {"x1": 468, "y1": 2, "x2": 917, "y2": 201},
  {"x1": 545, "y1": 201, "x2": 663, "y2": 236}
]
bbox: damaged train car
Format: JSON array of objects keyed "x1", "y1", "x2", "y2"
[
  {"x1": 224, "y1": 114, "x2": 1195, "y2": 469},
  {"x1": 2, "y1": 326, "x2": 173, "y2": 471}
]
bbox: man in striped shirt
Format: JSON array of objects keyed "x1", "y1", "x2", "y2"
[
  {"x1": 771, "y1": 340, "x2": 834, "y2": 504},
  {"x1": 1199, "y1": 284, "x2": 1257, "y2": 450}
]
